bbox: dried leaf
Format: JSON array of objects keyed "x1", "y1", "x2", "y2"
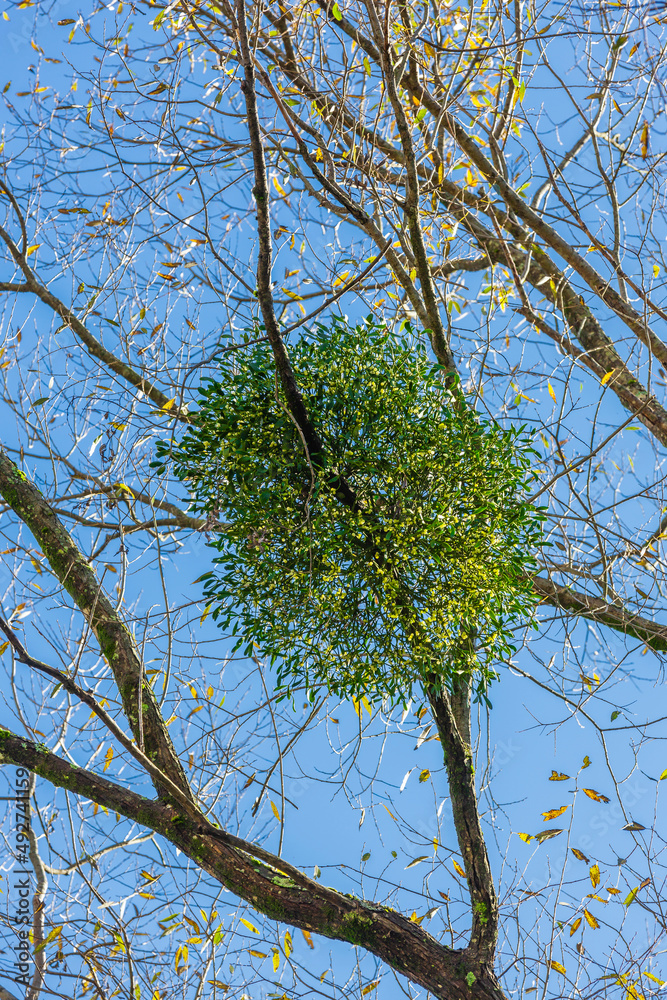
[
  {"x1": 583, "y1": 909, "x2": 599, "y2": 929},
  {"x1": 569, "y1": 917, "x2": 582, "y2": 936},
  {"x1": 452, "y1": 860, "x2": 466, "y2": 877},
  {"x1": 548, "y1": 770, "x2": 571, "y2": 781},
  {"x1": 571, "y1": 848, "x2": 589, "y2": 862},
  {"x1": 406, "y1": 856, "x2": 429, "y2": 869},
  {"x1": 590, "y1": 864, "x2": 600, "y2": 888},
  {"x1": 534, "y1": 828, "x2": 563, "y2": 844},
  {"x1": 583, "y1": 788, "x2": 610, "y2": 803},
  {"x1": 302, "y1": 929, "x2": 314, "y2": 949},
  {"x1": 549, "y1": 960, "x2": 567, "y2": 975},
  {"x1": 542, "y1": 806, "x2": 568, "y2": 821}
]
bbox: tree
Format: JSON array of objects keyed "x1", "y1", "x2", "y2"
[{"x1": 0, "y1": 1, "x2": 666, "y2": 998}]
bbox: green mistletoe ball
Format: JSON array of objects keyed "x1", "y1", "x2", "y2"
[{"x1": 159, "y1": 317, "x2": 544, "y2": 702}]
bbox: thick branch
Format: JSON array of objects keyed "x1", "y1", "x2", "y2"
[
  {"x1": 531, "y1": 574, "x2": 667, "y2": 652},
  {"x1": 428, "y1": 686, "x2": 498, "y2": 974},
  {"x1": 0, "y1": 730, "x2": 507, "y2": 1000},
  {"x1": 0, "y1": 450, "x2": 194, "y2": 804}
]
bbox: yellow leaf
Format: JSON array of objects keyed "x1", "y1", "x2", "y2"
[
  {"x1": 361, "y1": 980, "x2": 380, "y2": 995},
  {"x1": 283, "y1": 930, "x2": 292, "y2": 957},
  {"x1": 315, "y1": 147, "x2": 323, "y2": 161},
  {"x1": 640, "y1": 120, "x2": 649, "y2": 159},
  {"x1": 333, "y1": 270, "x2": 350, "y2": 287},
  {"x1": 542, "y1": 805, "x2": 568, "y2": 821},
  {"x1": 272, "y1": 176, "x2": 287, "y2": 196},
  {"x1": 653, "y1": 264, "x2": 660, "y2": 278},
  {"x1": 363, "y1": 56, "x2": 371, "y2": 75},
  {"x1": 659, "y1": 768, "x2": 667, "y2": 780},
  {"x1": 517, "y1": 832, "x2": 533, "y2": 843},
  {"x1": 601, "y1": 371, "x2": 615, "y2": 386},
  {"x1": 583, "y1": 788, "x2": 610, "y2": 803},
  {"x1": 240, "y1": 918, "x2": 259, "y2": 934},
  {"x1": 625, "y1": 887, "x2": 639, "y2": 906},
  {"x1": 26, "y1": 244, "x2": 41, "y2": 257},
  {"x1": 582, "y1": 755, "x2": 591, "y2": 767},
  {"x1": 406, "y1": 856, "x2": 429, "y2": 869},
  {"x1": 200, "y1": 603, "x2": 213, "y2": 625},
  {"x1": 273, "y1": 951, "x2": 280, "y2": 972},
  {"x1": 103, "y1": 746, "x2": 114, "y2": 772},
  {"x1": 569, "y1": 917, "x2": 582, "y2": 936},
  {"x1": 643, "y1": 972, "x2": 665, "y2": 985},
  {"x1": 590, "y1": 864, "x2": 600, "y2": 888},
  {"x1": 161, "y1": 397, "x2": 175, "y2": 411},
  {"x1": 382, "y1": 803, "x2": 398, "y2": 821},
  {"x1": 452, "y1": 860, "x2": 466, "y2": 877},
  {"x1": 248, "y1": 950, "x2": 267, "y2": 958},
  {"x1": 302, "y1": 929, "x2": 314, "y2": 949},
  {"x1": 606, "y1": 887, "x2": 621, "y2": 894},
  {"x1": 548, "y1": 381, "x2": 557, "y2": 402},
  {"x1": 270, "y1": 800, "x2": 281, "y2": 821},
  {"x1": 0, "y1": 641, "x2": 9, "y2": 655},
  {"x1": 549, "y1": 770, "x2": 571, "y2": 781},
  {"x1": 137, "y1": 891, "x2": 155, "y2": 899},
  {"x1": 549, "y1": 961, "x2": 567, "y2": 975},
  {"x1": 583, "y1": 908, "x2": 599, "y2": 929}
]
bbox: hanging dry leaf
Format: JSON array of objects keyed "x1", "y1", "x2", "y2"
[
  {"x1": 583, "y1": 788, "x2": 610, "y2": 803},
  {"x1": 534, "y1": 828, "x2": 563, "y2": 844},
  {"x1": 542, "y1": 805, "x2": 568, "y2": 821}
]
